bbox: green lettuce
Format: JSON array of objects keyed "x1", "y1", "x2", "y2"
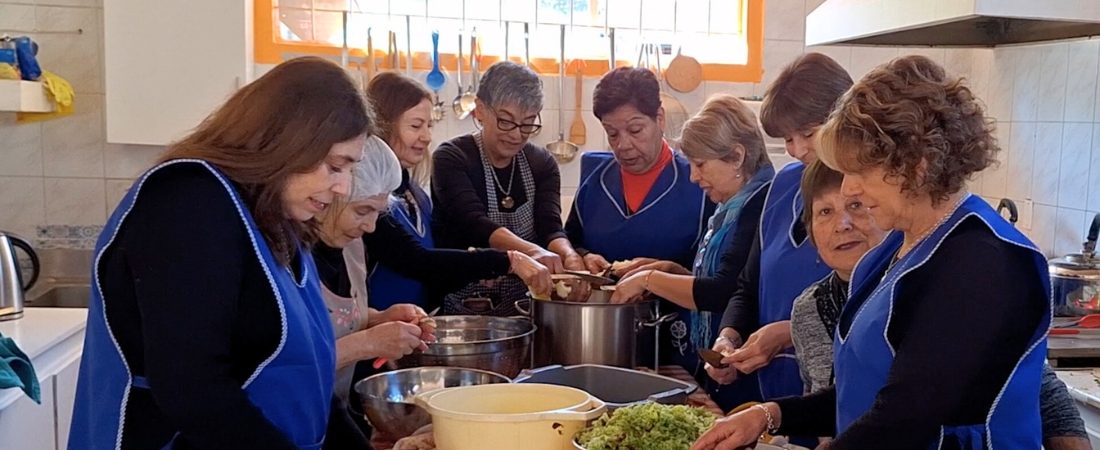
[{"x1": 575, "y1": 403, "x2": 718, "y2": 450}]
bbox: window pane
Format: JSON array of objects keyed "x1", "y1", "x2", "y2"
[
  {"x1": 606, "y1": 0, "x2": 639, "y2": 29},
  {"x1": 566, "y1": 26, "x2": 607, "y2": 60},
  {"x1": 391, "y1": 0, "x2": 427, "y2": 16},
  {"x1": 676, "y1": 0, "x2": 708, "y2": 33},
  {"x1": 641, "y1": 0, "x2": 673, "y2": 31},
  {"x1": 315, "y1": 10, "x2": 346, "y2": 45},
  {"x1": 275, "y1": 0, "x2": 311, "y2": 9},
  {"x1": 427, "y1": 0, "x2": 464, "y2": 19},
  {"x1": 710, "y1": 0, "x2": 742, "y2": 35},
  {"x1": 350, "y1": 0, "x2": 387, "y2": 14},
  {"x1": 572, "y1": 0, "x2": 599, "y2": 27},
  {"x1": 466, "y1": 0, "x2": 500, "y2": 21},
  {"x1": 536, "y1": 0, "x2": 570, "y2": 25},
  {"x1": 279, "y1": 7, "x2": 316, "y2": 41},
  {"x1": 315, "y1": 0, "x2": 349, "y2": 11},
  {"x1": 501, "y1": 1, "x2": 535, "y2": 22}
]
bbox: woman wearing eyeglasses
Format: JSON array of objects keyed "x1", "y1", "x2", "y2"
[{"x1": 432, "y1": 61, "x2": 586, "y2": 315}]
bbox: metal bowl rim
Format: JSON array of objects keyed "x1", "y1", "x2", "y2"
[{"x1": 354, "y1": 366, "x2": 512, "y2": 401}]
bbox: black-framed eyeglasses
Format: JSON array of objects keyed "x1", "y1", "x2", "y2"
[{"x1": 485, "y1": 105, "x2": 542, "y2": 135}]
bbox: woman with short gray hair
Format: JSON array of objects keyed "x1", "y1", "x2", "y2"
[{"x1": 432, "y1": 61, "x2": 586, "y2": 315}]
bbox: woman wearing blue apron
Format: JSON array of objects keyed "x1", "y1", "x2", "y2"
[
  {"x1": 311, "y1": 136, "x2": 554, "y2": 445},
  {"x1": 703, "y1": 53, "x2": 852, "y2": 404},
  {"x1": 609, "y1": 94, "x2": 774, "y2": 411},
  {"x1": 564, "y1": 67, "x2": 716, "y2": 371},
  {"x1": 694, "y1": 55, "x2": 1051, "y2": 450},
  {"x1": 68, "y1": 58, "x2": 364, "y2": 450},
  {"x1": 432, "y1": 62, "x2": 586, "y2": 316},
  {"x1": 362, "y1": 72, "x2": 551, "y2": 312}
]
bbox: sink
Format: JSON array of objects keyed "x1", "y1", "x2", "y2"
[{"x1": 26, "y1": 285, "x2": 91, "y2": 308}]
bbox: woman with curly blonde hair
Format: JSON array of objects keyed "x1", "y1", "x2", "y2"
[{"x1": 694, "y1": 55, "x2": 1053, "y2": 450}]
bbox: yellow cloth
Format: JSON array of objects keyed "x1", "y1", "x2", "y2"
[
  {"x1": 16, "y1": 71, "x2": 75, "y2": 123},
  {"x1": 0, "y1": 65, "x2": 18, "y2": 80}
]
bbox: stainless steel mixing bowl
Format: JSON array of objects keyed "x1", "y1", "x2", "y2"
[
  {"x1": 388, "y1": 315, "x2": 536, "y2": 378},
  {"x1": 353, "y1": 366, "x2": 510, "y2": 440}
]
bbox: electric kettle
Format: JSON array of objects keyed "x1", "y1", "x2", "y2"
[{"x1": 0, "y1": 231, "x2": 39, "y2": 321}]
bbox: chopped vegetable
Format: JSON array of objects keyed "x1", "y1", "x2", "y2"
[{"x1": 575, "y1": 403, "x2": 718, "y2": 450}]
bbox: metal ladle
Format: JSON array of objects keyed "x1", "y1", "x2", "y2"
[
  {"x1": 546, "y1": 24, "x2": 579, "y2": 163},
  {"x1": 457, "y1": 30, "x2": 478, "y2": 119},
  {"x1": 452, "y1": 31, "x2": 467, "y2": 117}
]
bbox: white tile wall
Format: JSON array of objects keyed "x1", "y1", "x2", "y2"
[{"x1": 2, "y1": 0, "x2": 1097, "y2": 258}]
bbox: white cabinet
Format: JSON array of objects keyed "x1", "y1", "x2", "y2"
[
  {"x1": 0, "y1": 377, "x2": 57, "y2": 450},
  {"x1": 54, "y1": 357, "x2": 80, "y2": 450},
  {"x1": 103, "y1": 0, "x2": 254, "y2": 145}
]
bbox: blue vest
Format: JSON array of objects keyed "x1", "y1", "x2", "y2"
[
  {"x1": 835, "y1": 195, "x2": 1049, "y2": 449},
  {"x1": 68, "y1": 161, "x2": 336, "y2": 450},
  {"x1": 756, "y1": 162, "x2": 830, "y2": 401},
  {"x1": 575, "y1": 151, "x2": 711, "y2": 370},
  {"x1": 574, "y1": 151, "x2": 710, "y2": 263},
  {"x1": 369, "y1": 182, "x2": 434, "y2": 310}
]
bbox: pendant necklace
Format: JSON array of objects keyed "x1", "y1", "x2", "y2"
[
  {"x1": 476, "y1": 132, "x2": 517, "y2": 209},
  {"x1": 495, "y1": 164, "x2": 516, "y2": 209}
]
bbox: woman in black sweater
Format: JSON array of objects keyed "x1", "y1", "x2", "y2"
[
  {"x1": 69, "y1": 57, "x2": 368, "y2": 450},
  {"x1": 432, "y1": 61, "x2": 587, "y2": 314}
]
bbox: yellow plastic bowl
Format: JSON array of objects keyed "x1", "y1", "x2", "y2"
[{"x1": 415, "y1": 383, "x2": 607, "y2": 450}]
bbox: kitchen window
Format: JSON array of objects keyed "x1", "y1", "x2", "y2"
[{"x1": 254, "y1": 0, "x2": 763, "y2": 82}]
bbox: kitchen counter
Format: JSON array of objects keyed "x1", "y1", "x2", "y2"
[
  {"x1": 1056, "y1": 369, "x2": 1100, "y2": 448},
  {"x1": 0, "y1": 308, "x2": 87, "y2": 411}
]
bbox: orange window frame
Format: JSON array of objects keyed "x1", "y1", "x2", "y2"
[{"x1": 253, "y1": 0, "x2": 763, "y2": 82}]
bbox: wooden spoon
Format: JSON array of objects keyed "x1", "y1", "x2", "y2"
[{"x1": 569, "y1": 61, "x2": 586, "y2": 145}]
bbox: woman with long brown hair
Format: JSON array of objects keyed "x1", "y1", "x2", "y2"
[{"x1": 69, "y1": 57, "x2": 368, "y2": 450}]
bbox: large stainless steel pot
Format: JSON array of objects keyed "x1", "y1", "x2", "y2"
[
  {"x1": 515, "y1": 296, "x2": 677, "y2": 370},
  {"x1": 388, "y1": 315, "x2": 535, "y2": 378},
  {"x1": 1051, "y1": 213, "x2": 1100, "y2": 316}
]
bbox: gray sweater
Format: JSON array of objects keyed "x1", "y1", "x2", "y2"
[{"x1": 790, "y1": 272, "x2": 1087, "y2": 439}]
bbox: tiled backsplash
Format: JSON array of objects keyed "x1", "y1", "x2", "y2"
[{"x1": 2, "y1": 0, "x2": 1098, "y2": 258}]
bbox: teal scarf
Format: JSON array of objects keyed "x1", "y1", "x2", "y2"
[{"x1": 690, "y1": 166, "x2": 775, "y2": 352}]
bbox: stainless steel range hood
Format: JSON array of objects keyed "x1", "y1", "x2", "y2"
[{"x1": 806, "y1": 0, "x2": 1100, "y2": 47}]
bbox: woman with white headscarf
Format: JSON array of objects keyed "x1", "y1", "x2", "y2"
[{"x1": 311, "y1": 136, "x2": 552, "y2": 411}]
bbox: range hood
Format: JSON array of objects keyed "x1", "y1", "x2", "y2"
[{"x1": 806, "y1": 0, "x2": 1100, "y2": 47}]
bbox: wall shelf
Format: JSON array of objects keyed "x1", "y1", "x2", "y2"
[{"x1": 0, "y1": 79, "x2": 54, "y2": 113}]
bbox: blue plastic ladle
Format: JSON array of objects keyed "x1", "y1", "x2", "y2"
[{"x1": 425, "y1": 31, "x2": 445, "y2": 92}]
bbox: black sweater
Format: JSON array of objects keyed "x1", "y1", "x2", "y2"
[
  {"x1": 99, "y1": 163, "x2": 362, "y2": 450},
  {"x1": 431, "y1": 134, "x2": 567, "y2": 249},
  {"x1": 773, "y1": 218, "x2": 1047, "y2": 449}
]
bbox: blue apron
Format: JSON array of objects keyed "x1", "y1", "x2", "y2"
[
  {"x1": 835, "y1": 195, "x2": 1049, "y2": 449},
  {"x1": 575, "y1": 151, "x2": 711, "y2": 370},
  {"x1": 369, "y1": 181, "x2": 434, "y2": 310},
  {"x1": 68, "y1": 160, "x2": 336, "y2": 450},
  {"x1": 693, "y1": 168, "x2": 773, "y2": 412},
  {"x1": 756, "y1": 162, "x2": 829, "y2": 402}
]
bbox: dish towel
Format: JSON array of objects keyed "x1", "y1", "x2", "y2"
[
  {"x1": 16, "y1": 70, "x2": 76, "y2": 124},
  {"x1": 0, "y1": 331, "x2": 40, "y2": 404}
]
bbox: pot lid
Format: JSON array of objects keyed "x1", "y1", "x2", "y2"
[{"x1": 1050, "y1": 255, "x2": 1100, "y2": 280}]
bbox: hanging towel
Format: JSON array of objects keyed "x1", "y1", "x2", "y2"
[{"x1": 0, "y1": 331, "x2": 40, "y2": 404}]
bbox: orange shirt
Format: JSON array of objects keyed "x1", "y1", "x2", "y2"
[{"x1": 621, "y1": 141, "x2": 674, "y2": 213}]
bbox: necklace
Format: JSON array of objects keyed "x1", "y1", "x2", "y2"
[
  {"x1": 895, "y1": 192, "x2": 970, "y2": 261},
  {"x1": 475, "y1": 132, "x2": 517, "y2": 209}
]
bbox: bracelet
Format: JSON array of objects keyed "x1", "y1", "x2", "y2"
[
  {"x1": 754, "y1": 404, "x2": 777, "y2": 439},
  {"x1": 643, "y1": 270, "x2": 653, "y2": 291}
]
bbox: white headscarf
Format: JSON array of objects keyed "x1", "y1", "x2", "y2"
[{"x1": 350, "y1": 134, "x2": 402, "y2": 202}]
